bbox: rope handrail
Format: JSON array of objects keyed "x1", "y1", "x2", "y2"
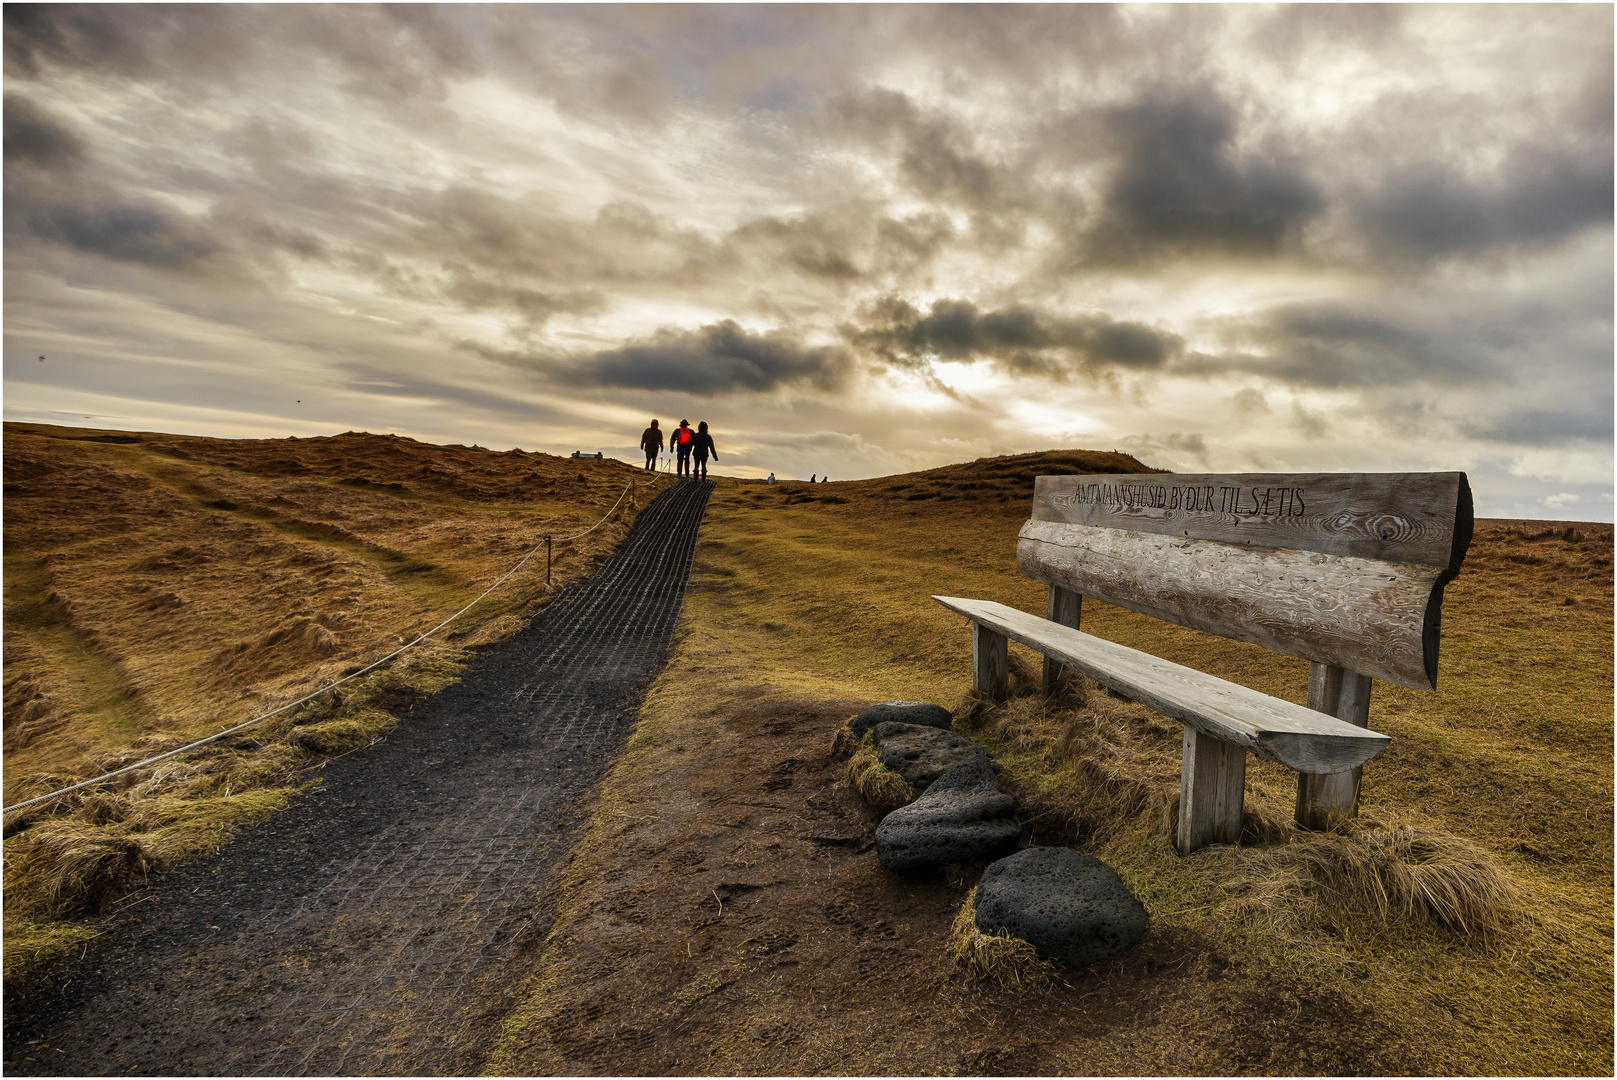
[{"x1": 2, "y1": 472, "x2": 671, "y2": 817}]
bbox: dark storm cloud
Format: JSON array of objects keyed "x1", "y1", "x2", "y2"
[
  {"x1": 1460, "y1": 404, "x2": 1615, "y2": 447},
  {"x1": 4, "y1": 95, "x2": 234, "y2": 276},
  {"x1": 846, "y1": 296, "x2": 1183, "y2": 377},
  {"x1": 555, "y1": 321, "x2": 851, "y2": 396},
  {"x1": 823, "y1": 87, "x2": 1034, "y2": 249},
  {"x1": 1079, "y1": 88, "x2": 1326, "y2": 267},
  {"x1": 1190, "y1": 300, "x2": 1482, "y2": 389},
  {"x1": 1349, "y1": 144, "x2": 1613, "y2": 262},
  {"x1": 3, "y1": 92, "x2": 85, "y2": 169}
]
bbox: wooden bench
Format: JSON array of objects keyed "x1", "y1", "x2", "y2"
[{"x1": 935, "y1": 472, "x2": 1472, "y2": 854}]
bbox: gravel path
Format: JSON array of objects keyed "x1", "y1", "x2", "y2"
[{"x1": 5, "y1": 477, "x2": 713, "y2": 1077}]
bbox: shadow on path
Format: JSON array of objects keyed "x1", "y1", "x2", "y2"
[{"x1": 5, "y1": 477, "x2": 714, "y2": 1077}]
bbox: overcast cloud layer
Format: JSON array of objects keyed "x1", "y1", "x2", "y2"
[{"x1": 4, "y1": 4, "x2": 1611, "y2": 519}]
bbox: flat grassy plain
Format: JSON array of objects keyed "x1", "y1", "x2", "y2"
[
  {"x1": 2, "y1": 422, "x2": 662, "y2": 983},
  {"x1": 493, "y1": 463, "x2": 1612, "y2": 1076}
]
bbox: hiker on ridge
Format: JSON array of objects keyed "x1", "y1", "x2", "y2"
[
  {"x1": 640, "y1": 419, "x2": 663, "y2": 470},
  {"x1": 672, "y1": 419, "x2": 694, "y2": 478},
  {"x1": 691, "y1": 421, "x2": 718, "y2": 481}
]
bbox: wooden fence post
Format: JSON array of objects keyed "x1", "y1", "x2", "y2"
[
  {"x1": 972, "y1": 622, "x2": 1008, "y2": 703},
  {"x1": 1042, "y1": 585, "x2": 1082, "y2": 695},
  {"x1": 1295, "y1": 662, "x2": 1374, "y2": 830}
]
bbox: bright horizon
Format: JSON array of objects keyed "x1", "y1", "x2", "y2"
[{"x1": 4, "y1": 5, "x2": 1612, "y2": 520}]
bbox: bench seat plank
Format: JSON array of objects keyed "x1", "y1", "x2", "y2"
[{"x1": 933, "y1": 595, "x2": 1390, "y2": 775}]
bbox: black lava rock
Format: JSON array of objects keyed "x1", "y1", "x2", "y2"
[
  {"x1": 875, "y1": 757, "x2": 1021, "y2": 874},
  {"x1": 848, "y1": 701, "x2": 952, "y2": 738},
  {"x1": 871, "y1": 721, "x2": 989, "y2": 788},
  {"x1": 974, "y1": 847, "x2": 1148, "y2": 967}
]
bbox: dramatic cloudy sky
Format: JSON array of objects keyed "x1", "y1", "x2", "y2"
[{"x1": 4, "y1": 5, "x2": 1612, "y2": 518}]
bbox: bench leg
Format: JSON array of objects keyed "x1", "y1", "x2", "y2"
[
  {"x1": 1042, "y1": 586, "x2": 1082, "y2": 695},
  {"x1": 1296, "y1": 663, "x2": 1374, "y2": 830},
  {"x1": 1178, "y1": 728, "x2": 1246, "y2": 854},
  {"x1": 972, "y1": 622, "x2": 1008, "y2": 703}
]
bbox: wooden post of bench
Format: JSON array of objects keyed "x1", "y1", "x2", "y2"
[
  {"x1": 1178, "y1": 730, "x2": 1246, "y2": 853},
  {"x1": 1296, "y1": 663, "x2": 1374, "y2": 830},
  {"x1": 1042, "y1": 585, "x2": 1082, "y2": 695},
  {"x1": 972, "y1": 622, "x2": 1008, "y2": 703}
]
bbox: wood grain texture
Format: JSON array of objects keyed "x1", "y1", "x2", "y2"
[
  {"x1": 1042, "y1": 585, "x2": 1082, "y2": 695},
  {"x1": 1032, "y1": 472, "x2": 1472, "y2": 571},
  {"x1": 973, "y1": 621, "x2": 1008, "y2": 704},
  {"x1": 1179, "y1": 728, "x2": 1246, "y2": 854},
  {"x1": 1017, "y1": 520, "x2": 1446, "y2": 690},
  {"x1": 934, "y1": 596, "x2": 1390, "y2": 774},
  {"x1": 1296, "y1": 664, "x2": 1375, "y2": 829}
]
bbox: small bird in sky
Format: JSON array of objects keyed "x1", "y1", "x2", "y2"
[{"x1": 38, "y1": 356, "x2": 45, "y2": 361}]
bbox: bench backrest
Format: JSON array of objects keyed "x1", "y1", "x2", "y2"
[{"x1": 1018, "y1": 472, "x2": 1473, "y2": 691}]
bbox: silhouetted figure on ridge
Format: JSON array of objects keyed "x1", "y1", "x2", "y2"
[
  {"x1": 691, "y1": 421, "x2": 718, "y2": 481},
  {"x1": 672, "y1": 419, "x2": 694, "y2": 477},
  {"x1": 640, "y1": 419, "x2": 663, "y2": 470}
]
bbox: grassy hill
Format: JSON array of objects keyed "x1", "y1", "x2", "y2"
[{"x1": 2, "y1": 423, "x2": 663, "y2": 978}]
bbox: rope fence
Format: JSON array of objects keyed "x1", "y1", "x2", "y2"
[{"x1": 2, "y1": 472, "x2": 671, "y2": 818}]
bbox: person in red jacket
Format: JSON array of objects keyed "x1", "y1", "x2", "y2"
[
  {"x1": 691, "y1": 421, "x2": 718, "y2": 480},
  {"x1": 639, "y1": 419, "x2": 663, "y2": 470},
  {"x1": 672, "y1": 419, "x2": 694, "y2": 477}
]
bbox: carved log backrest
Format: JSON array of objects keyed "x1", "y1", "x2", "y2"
[{"x1": 1018, "y1": 473, "x2": 1473, "y2": 691}]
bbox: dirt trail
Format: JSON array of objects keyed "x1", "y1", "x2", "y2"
[{"x1": 3, "y1": 478, "x2": 713, "y2": 1077}]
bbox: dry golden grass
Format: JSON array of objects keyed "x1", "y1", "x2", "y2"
[
  {"x1": 592, "y1": 465, "x2": 1612, "y2": 1074},
  {"x1": 946, "y1": 886, "x2": 1063, "y2": 992},
  {"x1": 843, "y1": 731, "x2": 916, "y2": 812},
  {"x1": 3, "y1": 422, "x2": 660, "y2": 979},
  {"x1": 953, "y1": 681, "x2": 1527, "y2": 937}
]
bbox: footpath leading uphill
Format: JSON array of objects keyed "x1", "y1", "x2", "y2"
[{"x1": 4, "y1": 477, "x2": 714, "y2": 1077}]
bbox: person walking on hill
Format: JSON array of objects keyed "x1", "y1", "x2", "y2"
[
  {"x1": 691, "y1": 421, "x2": 718, "y2": 480},
  {"x1": 640, "y1": 419, "x2": 664, "y2": 470},
  {"x1": 672, "y1": 419, "x2": 694, "y2": 478}
]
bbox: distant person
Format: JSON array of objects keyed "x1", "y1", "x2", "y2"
[
  {"x1": 691, "y1": 421, "x2": 718, "y2": 480},
  {"x1": 672, "y1": 419, "x2": 694, "y2": 477},
  {"x1": 640, "y1": 419, "x2": 663, "y2": 470},
  {"x1": 767, "y1": 472, "x2": 776, "y2": 484},
  {"x1": 810, "y1": 474, "x2": 816, "y2": 483}
]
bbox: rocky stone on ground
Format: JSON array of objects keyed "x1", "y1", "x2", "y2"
[
  {"x1": 871, "y1": 721, "x2": 988, "y2": 788},
  {"x1": 875, "y1": 757, "x2": 1021, "y2": 874},
  {"x1": 973, "y1": 847, "x2": 1148, "y2": 968},
  {"x1": 848, "y1": 701, "x2": 952, "y2": 738}
]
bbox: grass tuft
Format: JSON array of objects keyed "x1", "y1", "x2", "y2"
[
  {"x1": 1231, "y1": 822, "x2": 1524, "y2": 936},
  {"x1": 4, "y1": 820, "x2": 164, "y2": 916},
  {"x1": 946, "y1": 887, "x2": 1062, "y2": 992},
  {"x1": 2, "y1": 919, "x2": 102, "y2": 991},
  {"x1": 844, "y1": 732, "x2": 915, "y2": 812},
  {"x1": 828, "y1": 716, "x2": 862, "y2": 758}
]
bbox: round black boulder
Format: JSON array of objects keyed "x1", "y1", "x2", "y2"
[
  {"x1": 849, "y1": 701, "x2": 952, "y2": 738},
  {"x1": 974, "y1": 847, "x2": 1148, "y2": 967}
]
